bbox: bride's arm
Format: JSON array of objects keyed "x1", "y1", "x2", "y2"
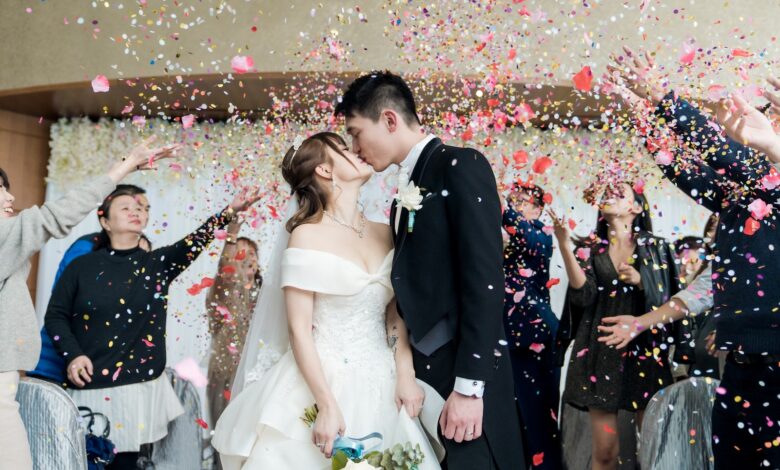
[
  {"x1": 286, "y1": 286, "x2": 345, "y2": 458},
  {"x1": 387, "y1": 299, "x2": 425, "y2": 418}
]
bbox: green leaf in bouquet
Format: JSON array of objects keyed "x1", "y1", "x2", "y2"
[
  {"x1": 331, "y1": 450, "x2": 350, "y2": 470},
  {"x1": 300, "y1": 403, "x2": 319, "y2": 428},
  {"x1": 364, "y1": 451, "x2": 383, "y2": 467}
]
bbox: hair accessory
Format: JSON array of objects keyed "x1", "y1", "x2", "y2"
[{"x1": 289, "y1": 135, "x2": 305, "y2": 163}]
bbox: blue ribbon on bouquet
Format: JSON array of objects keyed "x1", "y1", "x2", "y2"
[{"x1": 333, "y1": 432, "x2": 383, "y2": 459}]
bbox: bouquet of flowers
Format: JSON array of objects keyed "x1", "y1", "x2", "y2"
[
  {"x1": 301, "y1": 403, "x2": 425, "y2": 470},
  {"x1": 332, "y1": 442, "x2": 425, "y2": 470}
]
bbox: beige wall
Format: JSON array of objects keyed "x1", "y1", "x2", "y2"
[
  {"x1": 1, "y1": 0, "x2": 778, "y2": 96},
  {"x1": 0, "y1": 110, "x2": 51, "y2": 298}
]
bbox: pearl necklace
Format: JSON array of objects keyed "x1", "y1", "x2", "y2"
[{"x1": 323, "y1": 210, "x2": 366, "y2": 238}]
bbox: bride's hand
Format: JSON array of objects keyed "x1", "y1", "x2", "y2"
[
  {"x1": 395, "y1": 374, "x2": 425, "y2": 418},
  {"x1": 312, "y1": 403, "x2": 345, "y2": 459}
]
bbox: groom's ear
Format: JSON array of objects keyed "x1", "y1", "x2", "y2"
[{"x1": 382, "y1": 109, "x2": 399, "y2": 133}]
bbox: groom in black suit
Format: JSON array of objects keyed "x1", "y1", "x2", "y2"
[{"x1": 336, "y1": 72, "x2": 525, "y2": 470}]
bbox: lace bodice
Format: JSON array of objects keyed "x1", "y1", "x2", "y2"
[{"x1": 281, "y1": 248, "x2": 395, "y2": 372}]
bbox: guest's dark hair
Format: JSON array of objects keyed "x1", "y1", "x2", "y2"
[
  {"x1": 703, "y1": 213, "x2": 719, "y2": 241},
  {"x1": 674, "y1": 236, "x2": 708, "y2": 256},
  {"x1": 674, "y1": 235, "x2": 712, "y2": 276},
  {"x1": 0, "y1": 167, "x2": 9, "y2": 189},
  {"x1": 94, "y1": 184, "x2": 147, "y2": 250},
  {"x1": 513, "y1": 182, "x2": 546, "y2": 207},
  {"x1": 281, "y1": 132, "x2": 354, "y2": 233},
  {"x1": 334, "y1": 71, "x2": 421, "y2": 126},
  {"x1": 578, "y1": 187, "x2": 653, "y2": 246},
  {"x1": 237, "y1": 237, "x2": 262, "y2": 287}
]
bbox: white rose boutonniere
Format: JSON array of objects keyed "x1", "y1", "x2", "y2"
[{"x1": 395, "y1": 168, "x2": 424, "y2": 233}]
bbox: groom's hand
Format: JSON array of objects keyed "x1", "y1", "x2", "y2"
[{"x1": 439, "y1": 391, "x2": 483, "y2": 443}]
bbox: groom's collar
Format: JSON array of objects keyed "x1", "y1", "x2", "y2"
[{"x1": 399, "y1": 133, "x2": 436, "y2": 173}]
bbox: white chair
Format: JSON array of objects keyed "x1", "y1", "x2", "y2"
[
  {"x1": 639, "y1": 377, "x2": 719, "y2": 470},
  {"x1": 17, "y1": 377, "x2": 88, "y2": 470}
]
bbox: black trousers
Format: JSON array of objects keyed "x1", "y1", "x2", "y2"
[
  {"x1": 413, "y1": 340, "x2": 525, "y2": 470},
  {"x1": 712, "y1": 361, "x2": 780, "y2": 469},
  {"x1": 106, "y1": 451, "x2": 139, "y2": 470},
  {"x1": 509, "y1": 347, "x2": 563, "y2": 470}
]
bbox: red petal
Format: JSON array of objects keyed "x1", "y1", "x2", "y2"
[
  {"x1": 744, "y1": 217, "x2": 761, "y2": 236},
  {"x1": 512, "y1": 150, "x2": 528, "y2": 166},
  {"x1": 532, "y1": 156, "x2": 554, "y2": 174},
  {"x1": 545, "y1": 278, "x2": 561, "y2": 289},
  {"x1": 533, "y1": 452, "x2": 545, "y2": 466},
  {"x1": 572, "y1": 66, "x2": 593, "y2": 91}
]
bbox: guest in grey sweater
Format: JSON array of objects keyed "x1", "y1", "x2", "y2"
[{"x1": 0, "y1": 139, "x2": 179, "y2": 470}]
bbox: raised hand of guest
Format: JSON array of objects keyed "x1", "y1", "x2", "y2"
[
  {"x1": 66, "y1": 355, "x2": 93, "y2": 388},
  {"x1": 228, "y1": 187, "x2": 263, "y2": 214},
  {"x1": 764, "y1": 77, "x2": 780, "y2": 116},
  {"x1": 607, "y1": 46, "x2": 666, "y2": 105},
  {"x1": 107, "y1": 135, "x2": 181, "y2": 183},
  {"x1": 715, "y1": 95, "x2": 780, "y2": 162},
  {"x1": 547, "y1": 207, "x2": 570, "y2": 247},
  {"x1": 617, "y1": 262, "x2": 642, "y2": 286},
  {"x1": 598, "y1": 315, "x2": 644, "y2": 349}
]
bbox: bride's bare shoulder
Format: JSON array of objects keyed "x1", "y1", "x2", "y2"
[{"x1": 287, "y1": 222, "x2": 325, "y2": 249}]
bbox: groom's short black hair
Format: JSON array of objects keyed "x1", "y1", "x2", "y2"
[{"x1": 335, "y1": 71, "x2": 422, "y2": 126}]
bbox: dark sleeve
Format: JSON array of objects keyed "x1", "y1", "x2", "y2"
[
  {"x1": 568, "y1": 249, "x2": 598, "y2": 309},
  {"x1": 502, "y1": 204, "x2": 518, "y2": 228},
  {"x1": 44, "y1": 262, "x2": 86, "y2": 362},
  {"x1": 444, "y1": 149, "x2": 505, "y2": 382},
  {"x1": 655, "y1": 92, "x2": 778, "y2": 199},
  {"x1": 154, "y1": 211, "x2": 231, "y2": 281},
  {"x1": 652, "y1": 146, "x2": 729, "y2": 214}
]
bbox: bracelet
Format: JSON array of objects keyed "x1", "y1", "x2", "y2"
[{"x1": 224, "y1": 206, "x2": 236, "y2": 222}]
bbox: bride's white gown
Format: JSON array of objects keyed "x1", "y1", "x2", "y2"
[{"x1": 213, "y1": 248, "x2": 443, "y2": 470}]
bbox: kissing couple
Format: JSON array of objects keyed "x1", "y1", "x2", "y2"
[{"x1": 213, "y1": 71, "x2": 526, "y2": 470}]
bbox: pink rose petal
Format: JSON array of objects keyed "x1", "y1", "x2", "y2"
[
  {"x1": 231, "y1": 55, "x2": 254, "y2": 74},
  {"x1": 748, "y1": 199, "x2": 772, "y2": 220},
  {"x1": 182, "y1": 114, "x2": 196, "y2": 129},
  {"x1": 173, "y1": 357, "x2": 208, "y2": 388},
  {"x1": 529, "y1": 343, "x2": 545, "y2": 353},
  {"x1": 91, "y1": 74, "x2": 110, "y2": 93},
  {"x1": 655, "y1": 149, "x2": 673, "y2": 165}
]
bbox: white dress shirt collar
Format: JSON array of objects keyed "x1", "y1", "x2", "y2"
[{"x1": 399, "y1": 134, "x2": 437, "y2": 173}]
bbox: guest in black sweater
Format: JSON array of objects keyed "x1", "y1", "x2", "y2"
[
  {"x1": 608, "y1": 47, "x2": 780, "y2": 470},
  {"x1": 45, "y1": 185, "x2": 261, "y2": 469}
]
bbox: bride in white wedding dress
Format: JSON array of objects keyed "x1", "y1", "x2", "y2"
[{"x1": 212, "y1": 132, "x2": 444, "y2": 470}]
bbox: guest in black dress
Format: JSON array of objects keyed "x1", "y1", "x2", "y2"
[
  {"x1": 551, "y1": 181, "x2": 679, "y2": 470},
  {"x1": 502, "y1": 183, "x2": 562, "y2": 470}
]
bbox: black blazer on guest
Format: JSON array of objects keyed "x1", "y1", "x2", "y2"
[{"x1": 391, "y1": 137, "x2": 525, "y2": 470}]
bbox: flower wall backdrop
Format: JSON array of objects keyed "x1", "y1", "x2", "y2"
[{"x1": 38, "y1": 117, "x2": 711, "y2": 424}]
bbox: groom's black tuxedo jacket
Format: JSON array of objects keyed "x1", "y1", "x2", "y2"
[
  {"x1": 391, "y1": 138, "x2": 525, "y2": 470},
  {"x1": 390, "y1": 137, "x2": 506, "y2": 384}
]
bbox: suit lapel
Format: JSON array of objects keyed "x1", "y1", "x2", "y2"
[{"x1": 393, "y1": 138, "x2": 443, "y2": 262}]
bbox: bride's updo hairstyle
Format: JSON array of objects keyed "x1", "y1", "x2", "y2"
[{"x1": 281, "y1": 132, "x2": 354, "y2": 233}]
